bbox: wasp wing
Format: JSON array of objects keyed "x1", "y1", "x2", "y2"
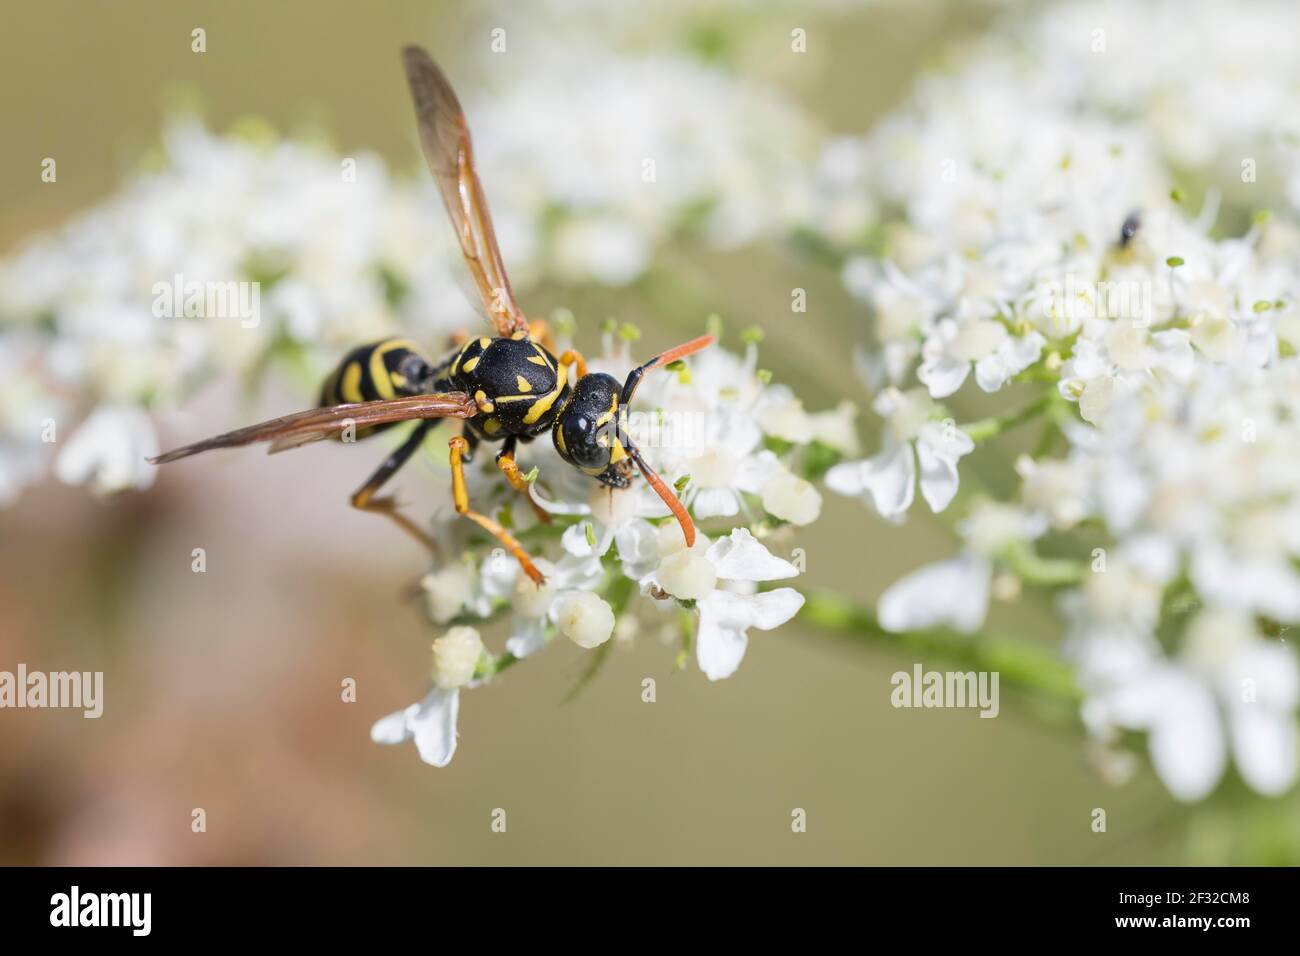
[
  {"x1": 402, "y1": 45, "x2": 527, "y2": 340},
  {"x1": 149, "y1": 392, "x2": 477, "y2": 464}
]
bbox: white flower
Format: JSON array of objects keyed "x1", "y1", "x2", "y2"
[
  {"x1": 371, "y1": 625, "x2": 487, "y2": 768},
  {"x1": 918, "y1": 318, "x2": 1010, "y2": 398},
  {"x1": 798, "y1": 0, "x2": 1300, "y2": 807},
  {"x1": 1080, "y1": 610, "x2": 1299, "y2": 802},
  {"x1": 643, "y1": 528, "x2": 804, "y2": 681},
  {"x1": 560, "y1": 484, "x2": 665, "y2": 581},
  {"x1": 470, "y1": 49, "x2": 815, "y2": 276},
  {"x1": 759, "y1": 387, "x2": 860, "y2": 456},
  {"x1": 824, "y1": 387, "x2": 974, "y2": 519},
  {"x1": 672, "y1": 410, "x2": 771, "y2": 520},
  {"x1": 55, "y1": 404, "x2": 158, "y2": 495},
  {"x1": 878, "y1": 554, "x2": 992, "y2": 635},
  {"x1": 1015, "y1": 454, "x2": 1091, "y2": 530},
  {"x1": 975, "y1": 330, "x2": 1046, "y2": 392},
  {"x1": 556, "y1": 591, "x2": 616, "y2": 649},
  {"x1": 877, "y1": 502, "x2": 1044, "y2": 634},
  {"x1": 370, "y1": 685, "x2": 461, "y2": 768},
  {"x1": 504, "y1": 554, "x2": 605, "y2": 659},
  {"x1": 760, "y1": 468, "x2": 822, "y2": 526},
  {"x1": 420, "y1": 550, "x2": 518, "y2": 624},
  {"x1": 1058, "y1": 321, "x2": 1194, "y2": 425},
  {"x1": 431, "y1": 626, "x2": 486, "y2": 690}
]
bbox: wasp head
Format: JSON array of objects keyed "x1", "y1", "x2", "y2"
[{"x1": 552, "y1": 372, "x2": 634, "y2": 488}]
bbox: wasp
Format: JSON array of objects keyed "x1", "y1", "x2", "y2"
[{"x1": 150, "y1": 46, "x2": 711, "y2": 586}]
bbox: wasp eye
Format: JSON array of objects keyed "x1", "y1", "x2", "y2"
[{"x1": 563, "y1": 415, "x2": 607, "y2": 469}]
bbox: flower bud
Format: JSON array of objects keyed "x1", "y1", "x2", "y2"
[
  {"x1": 656, "y1": 521, "x2": 699, "y2": 557},
  {"x1": 431, "y1": 626, "x2": 484, "y2": 689},
  {"x1": 513, "y1": 559, "x2": 556, "y2": 618},
  {"x1": 557, "y1": 591, "x2": 616, "y2": 649},
  {"x1": 761, "y1": 470, "x2": 823, "y2": 526},
  {"x1": 656, "y1": 550, "x2": 718, "y2": 601},
  {"x1": 421, "y1": 563, "x2": 472, "y2": 624}
]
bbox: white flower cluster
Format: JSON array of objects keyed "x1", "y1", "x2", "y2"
[
  {"x1": 1014, "y1": 0, "x2": 1300, "y2": 210},
  {"x1": 0, "y1": 33, "x2": 834, "y2": 773},
  {"x1": 810, "y1": 0, "x2": 1300, "y2": 802},
  {"x1": 372, "y1": 327, "x2": 854, "y2": 767},
  {"x1": 0, "y1": 40, "x2": 817, "y2": 505},
  {"x1": 792, "y1": 0, "x2": 1300, "y2": 251},
  {"x1": 466, "y1": 50, "x2": 816, "y2": 286},
  {"x1": 0, "y1": 121, "x2": 479, "y2": 501}
]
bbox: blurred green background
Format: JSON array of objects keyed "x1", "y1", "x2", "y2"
[{"x1": 0, "y1": 0, "x2": 1189, "y2": 865}]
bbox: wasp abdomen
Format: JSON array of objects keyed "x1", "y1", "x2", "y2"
[{"x1": 320, "y1": 338, "x2": 433, "y2": 407}]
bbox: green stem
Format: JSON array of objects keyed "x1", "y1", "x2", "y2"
[
  {"x1": 797, "y1": 590, "x2": 1082, "y2": 710},
  {"x1": 961, "y1": 394, "x2": 1054, "y2": 443},
  {"x1": 1002, "y1": 542, "x2": 1087, "y2": 588}
]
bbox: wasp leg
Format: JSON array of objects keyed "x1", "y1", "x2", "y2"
[
  {"x1": 558, "y1": 348, "x2": 587, "y2": 380},
  {"x1": 495, "y1": 435, "x2": 551, "y2": 524},
  {"x1": 448, "y1": 435, "x2": 545, "y2": 585},
  {"x1": 350, "y1": 421, "x2": 439, "y2": 554}
]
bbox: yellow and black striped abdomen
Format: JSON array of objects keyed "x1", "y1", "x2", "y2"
[{"x1": 320, "y1": 339, "x2": 425, "y2": 407}]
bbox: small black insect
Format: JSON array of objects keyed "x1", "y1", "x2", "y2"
[{"x1": 1119, "y1": 210, "x2": 1141, "y2": 248}]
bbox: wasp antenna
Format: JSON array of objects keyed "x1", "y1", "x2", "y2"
[
  {"x1": 649, "y1": 335, "x2": 714, "y2": 370},
  {"x1": 620, "y1": 335, "x2": 715, "y2": 406},
  {"x1": 626, "y1": 442, "x2": 695, "y2": 548}
]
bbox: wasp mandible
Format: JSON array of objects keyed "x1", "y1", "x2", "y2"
[{"x1": 150, "y1": 45, "x2": 712, "y2": 586}]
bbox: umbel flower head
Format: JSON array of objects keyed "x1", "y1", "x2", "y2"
[
  {"x1": 806, "y1": 0, "x2": 1300, "y2": 804},
  {"x1": 369, "y1": 324, "x2": 844, "y2": 766},
  {"x1": 0, "y1": 113, "x2": 838, "y2": 771}
]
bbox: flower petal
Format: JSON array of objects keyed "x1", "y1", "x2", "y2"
[
  {"x1": 505, "y1": 617, "x2": 548, "y2": 659},
  {"x1": 706, "y1": 527, "x2": 798, "y2": 582},
  {"x1": 824, "y1": 439, "x2": 916, "y2": 519},
  {"x1": 877, "y1": 555, "x2": 990, "y2": 633},
  {"x1": 1230, "y1": 704, "x2": 1298, "y2": 796},
  {"x1": 369, "y1": 708, "x2": 412, "y2": 745},
  {"x1": 613, "y1": 518, "x2": 660, "y2": 580},
  {"x1": 918, "y1": 355, "x2": 970, "y2": 398},
  {"x1": 916, "y1": 422, "x2": 973, "y2": 513},
  {"x1": 747, "y1": 587, "x2": 805, "y2": 630},
  {"x1": 562, "y1": 520, "x2": 613, "y2": 559},
  {"x1": 527, "y1": 482, "x2": 592, "y2": 517},
  {"x1": 696, "y1": 591, "x2": 752, "y2": 680},
  {"x1": 692, "y1": 486, "x2": 741, "y2": 519},
  {"x1": 406, "y1": 687, "x2": 460, "y2": 768},
  {"x1": 370, "y1": 686, "x2": 460, "y2": 768},
  {"x1": 975, "y1": 332, "x2": 1044, "y2": 392},
  {"x1": 1147, "y1": 679, "x2": 1225, "y2": 803},
  {"x1": 55, "y1": 404, "x2": 159, "y2": 495}
]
